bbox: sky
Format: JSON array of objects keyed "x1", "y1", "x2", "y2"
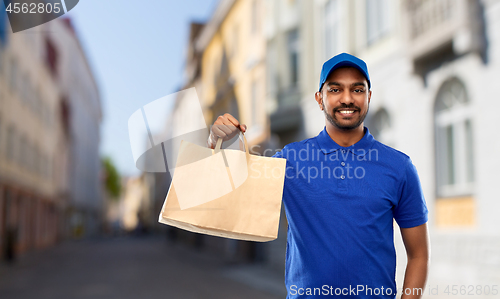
[{"x1": 64, "y1": 0, "x2": 218, "y2": 177}]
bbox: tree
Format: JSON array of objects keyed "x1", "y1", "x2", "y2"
[{"x1": 102, "y1": 156, "x2": 121, "y2": 199}]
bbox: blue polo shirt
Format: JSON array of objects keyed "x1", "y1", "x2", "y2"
[{"x1": 272, "y1": 126, "x2": 428, "y2": 298}]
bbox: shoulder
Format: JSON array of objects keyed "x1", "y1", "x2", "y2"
[
  {"x1": 369, "y1": 139, "x2": 420, "y2": 182},
  {"x1": 373, "y1": 140, "x2": 424, "y2": 190},
  {"x1": 371, "y1": 139, "x2": 412, "y2": 165}
]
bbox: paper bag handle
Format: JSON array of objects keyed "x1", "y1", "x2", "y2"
[{"x1": 214, "y1": 132, "x2": 251, "y2": 161}]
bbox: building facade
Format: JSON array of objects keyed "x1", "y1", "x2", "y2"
[
  {"x1": 0, "y1": 21, "x2": 66, "y2": 258},
  {"x1": 49, "y1": 19, "x2": 103, "y2": 239},
  {"x1": 302, "y1": 0, "x2": 500, "y2": 289},
  {"x1": 0, "y1": 17, "x2": 102, "y2": 261}
]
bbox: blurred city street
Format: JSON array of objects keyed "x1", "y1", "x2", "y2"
[{"x1": 0, "y1": 235, "x2": 286, "y2": 299}]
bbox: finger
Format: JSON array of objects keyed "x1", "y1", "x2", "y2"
[
  {"x1": 240, "y1": 124, "x2": 247, "y2": 132},
  {"x1": 224, "y1": 113, "x2": 241, "y2": 128},
  {"x1": 220, "y1": 118, "x2": 239, "y2": 137},
  {"x1": 211, "y1": 126, "x2": 227, "y2": 140},
  {"x1": 213, "y1": 116, "x2": 232, "y2": 137},
  {"x1": 216, "y1": 123, "x2": 233, "y2": 139}
]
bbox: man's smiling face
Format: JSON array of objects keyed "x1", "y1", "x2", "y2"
[{"x1": 316, "y1": 67, "x2": 372, "y2": 131}]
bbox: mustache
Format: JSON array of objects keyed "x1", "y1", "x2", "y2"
[{"x1": 333, "y1": 104, "x2": 361, "y2": 112}]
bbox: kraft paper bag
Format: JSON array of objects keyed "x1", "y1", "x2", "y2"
[{"x1": 158, "y1": 132, "x2": 286, "y2": 242}]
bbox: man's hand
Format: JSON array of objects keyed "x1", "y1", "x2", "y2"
[
  {"x1": 208, "y1": 113, "x2": 247, "y2": 149},
  {"x1": 400, "y1": 223, "x2": 430, "y2": 299}
]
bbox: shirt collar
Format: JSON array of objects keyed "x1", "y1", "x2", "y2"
[{"x1": 316, "y1": 126, "x2": 375, "y2": 156}]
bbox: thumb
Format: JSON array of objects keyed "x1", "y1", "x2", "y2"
[{"x1": 240, "y1": 124, "x2": 247, "y2": 132}]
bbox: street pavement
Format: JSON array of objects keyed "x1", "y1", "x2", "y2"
[{"x1": 0, "y1": 235, "x2": 286, "y2": 299}]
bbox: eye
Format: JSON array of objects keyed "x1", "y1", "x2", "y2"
[
  {"x1": 353, "y1": 89, "x2": 364, "y2": 93},
  {"x1": 328, "y1": 88, "x2": 340, "y2": 93}
]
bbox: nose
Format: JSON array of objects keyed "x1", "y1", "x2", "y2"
[{"x1": 340, "y1": 90, "x2": 354, "y2": 105}]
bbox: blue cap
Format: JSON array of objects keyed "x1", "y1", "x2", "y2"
[{"x1": 319, "y1": 53, "x2": 370, "y2": 91}]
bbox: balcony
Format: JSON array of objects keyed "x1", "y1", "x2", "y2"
[
  {"x1": 404, "y1": 0, "x2": 485, "y2": 76},
  {"x1": 269, "y1": 87, "x2": 303, "y2": 134}
]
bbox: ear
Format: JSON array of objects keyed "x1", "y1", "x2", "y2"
[
  {"x1": 315, "y1": 91, "x2": 323, "y2": 110},
  {"x1": 368, "y1": 90, "x2": 372, "y2": 104}
]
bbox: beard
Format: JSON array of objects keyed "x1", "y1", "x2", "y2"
[{"x1": 322, "y1": 101, "x2": 369, "y2": 131}]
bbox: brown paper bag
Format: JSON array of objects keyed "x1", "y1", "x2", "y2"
[{"x1": 158, "y1": 132, "x2": 286, "y2": 242}]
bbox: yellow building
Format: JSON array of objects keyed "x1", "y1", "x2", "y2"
[
  {"x1": 171, "y1": 0, "x2": 270, "y2": 261},
  {"x1": 198, "y1": 0, "x2": 269, "y2": 149}
]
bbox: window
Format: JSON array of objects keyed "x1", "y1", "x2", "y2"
[
  {"x1": 7, "y1": 125, "x2": 16, "y2": 163},
  {"x1": 266, "y1": 41, "x2": 278, "y2": 97},
  {"x1": 47, "y1": 154, "x2": 52, "y2": 180},
  {"x1": 42, "y1": 103, "x2": 49, "y2": 126},
  {"x1": 25, "y1": 140, "x2": 32, "y2": 173},
  {"x1": 9, "y1": 58, "x2": 18, "y2": 94},
  {"x1": 21, "y1": 72, "x2": 29, "y2": 105},
  {"x1": 47, "y1": 105, "x2": 53, "y2": 128},
  {"x1": 251, "y1": 0, "x2": 259, "y2": 34},
  {"x1": 366, "y1": 0, "x2": 391, "y2": 45},
  {"x1": 35, "y1": 87, "x2": 42, "y2": 118},
  {"x1": 231, "y1": 24, "x2": 238, "y2": 58},
  {"x1": 41, "y1": 152, "x2": 47, "y2": 177},
  {"x1": 45, "y1": 38, "x2": 58, "y2": 77},
  {"x1": 370, "y1": 108, "x2": 393, "y2": 146},
  {"x1": 435, "y1": 78, "x2": 474, "y2": 197},
  {"x1": 287, "y1": 29, "x2": 300, "y2": 87},
  {"x1": 251, "y1": 80, "x2": 258, "y2": 125},
  {"x1": 212, "y1": 54, "x2": 219, "y2": 87},
  {"x1": 28, "y1": 79, "x2": 36, "y2": 113},
  {"x1": 18, "y1": 197, "x2": 26, "y2": 244},
  {"x1": 34, "y1": 145, "x2": 41, "y2": 175},
  {"x1": 324, "y1": 0, "x2": 341, "y2": 59},
  {"x1": 19, "y1": 135, "x2": 27, "y2": 168}
]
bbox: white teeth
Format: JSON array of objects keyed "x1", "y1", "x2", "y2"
[{"x1": 339, "y1": 110, "x2": 354, "y2": 114}]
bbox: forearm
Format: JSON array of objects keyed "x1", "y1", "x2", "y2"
[{"x1": 400, "y1": 257, "x2": 429, "y2": 299}]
